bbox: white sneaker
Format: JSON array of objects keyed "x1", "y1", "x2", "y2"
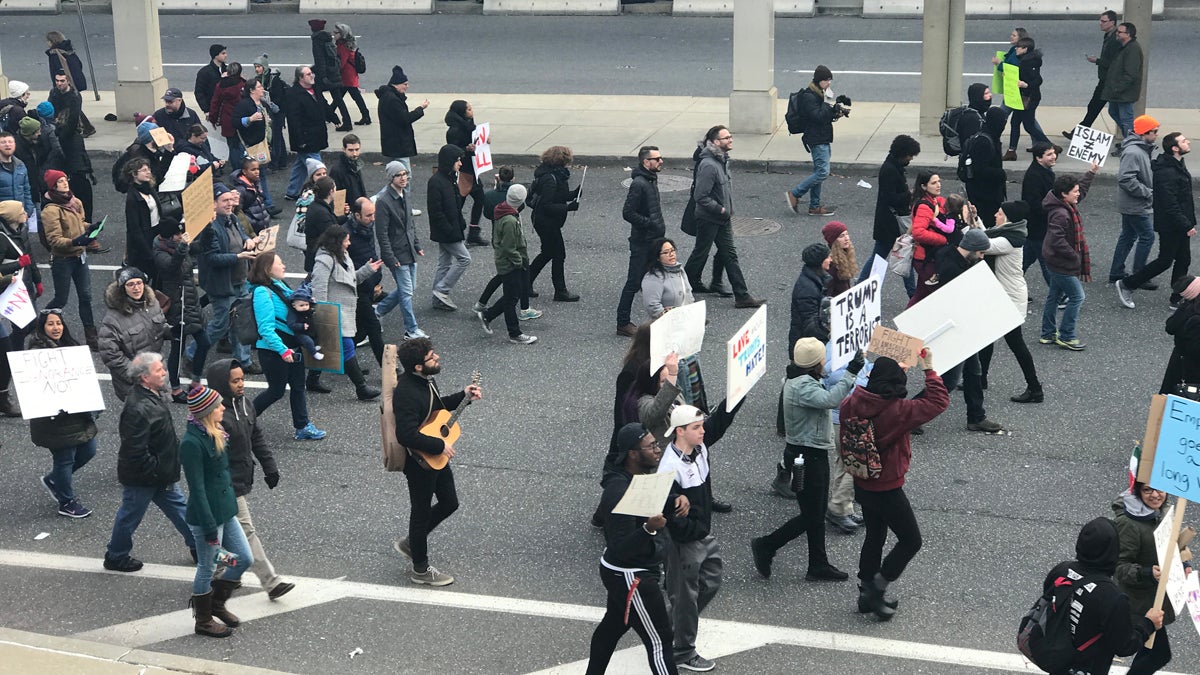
[
  {"x1": 476, "y1": 309, "x2": 493, "y2": 335},
  {"x1": 518, "y1": 308, "x2": 543, "y2": 321},
  {"x1": 509, "y1": 333, "x2": 538, "y2": 345},
  {"x1": 1115, "y1": 279, "x2": 1136, "y2": 309},
  {"x1": 409, "y1": 565, "x2": 453, "y2": 586},
  {"x1": 411, "y1": 209, "x2": 422, "y2": 217},
  {"x1": 403, "y1": 328, "x2": 430, "y2": 340}
]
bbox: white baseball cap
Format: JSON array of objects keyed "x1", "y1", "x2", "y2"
[{"x1": 665, "y1": 405, "x2": 705, "y2": 437}]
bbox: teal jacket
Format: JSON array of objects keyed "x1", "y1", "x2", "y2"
[
  {"x1": 180, "y1": 422, "x2": 238, "y2": 537},
  {"x1": 252, "y1": 279, "x2": 295, "y2": 355},
  {"x1": 782, "y1": 368, "x2": 857, "y2": 450}
]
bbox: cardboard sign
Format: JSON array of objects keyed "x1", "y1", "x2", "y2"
[
  {"x1": 829, "y1": 277, "x2": 882, "y2": 371},
  {"x1": 149, "y1": 126, "x2": 173, "y2": 148},
  {"x1": 8, "y1": 346, "x2": 105, "y2": 419},
  {"x1": 182, "y1": 167, "x2": 215, "y2": 239},
  {"x1": 303, "y1": 301, "x2": 344, "y2": 374},
  {"x1": 1149, "y1": 395, "x2": 1200, "y2": 500},
  {"x1": 472, "y1": 122, "x2": 493, "y2": 176},
  {"x1": 381, "y1": 344, "x2": 406, "y2": 472},
  {"x1": 726, "y1": 305, "x2": 766, "y2": 409},
  {"x1": 253, "y1": 224, "x2": 279, "y2": 253},
  {"x1": 1066, "y1": 124, "x2": 1113, "y2": 168},
  {"x1": 1154, "y1": 504, "x2": 1189, "y2": 614},
  {"x1": 0, "y1": 270, "x2": 36, "y2": 328},
  {"x1": 611, "y1": 471, "x2": 678, "y2": 518},
  {"x1": 893, "y1": 262, "x2": 1023, "y2": 371},
  {"x1": 332, "y1": 189, "x2": 347, "y2": 217},
  {"x1": 1185, "y1": 567, "x2": 1200, "y2": 638},
  {"x1": 868, "y1": 326, "x2": 923, "y2": 366},
  {"x1": 649, "y1": 300, "x2": 706, "y2": 375}
]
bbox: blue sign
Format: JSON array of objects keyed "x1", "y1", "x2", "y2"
[{"x1": 1150, "y1": 395, "x2": 1200, "y2": 499}]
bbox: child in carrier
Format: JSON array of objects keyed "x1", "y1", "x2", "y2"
[{"x1": 286, "y1": 283, "x2": 323, "y2": 361}]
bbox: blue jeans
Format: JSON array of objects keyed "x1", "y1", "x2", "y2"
[
  {"x1": 188, "y1": 517, "x2": 253, "y2": 594},
  {"x1": 790, "y1": 143, "x2": 831, "y2": 209},
  {"x1": 1022, "y1": 236, "x2": 1051, "y2": 287},
  {"x1": 226, "y1": 135, "x2": 246, "y2": 176},
  {"x1": 47, "y1": 256, "x2": 94, "y2": 327},
  {"x1": 1108, "y1": 101, "x2": 1135, "y2": 137},
  {"x1": 1109, "y1": 213, "x2": 1155, "y2": 281},
  {"x1": 433, "y1": 241, "x2": 471, "y2": 296},
  {"x1": 1008, "y1": 100, "x2": 1050, "y2": 150},
  {"x1": 200, "y1": 284, "x2": 252, "y2": 364},
  {"x1": 105, "y1": 482, "x2": 196, "y2": 562},
  {"x1": 46, "y1": 438, "x2": 97, "y2": 505},
  {"x1": 259, "y1": 169, "x2": 273, "y2": 209},
  {"x1": 377, "y1": 263, "x2": 419, "y2": 333},
  {"x1": 286, "y1": 151, "x2": 320, "y2": 198},
  {"x1": 1042, "y1": 272, "x2": 1085, "y2": 341},
  {"x1": 858, "y1": 238, "x2": 916, "y2": 298},
  {"x1": 253, "y1": 347, "x2": 309, "y2": 430}
]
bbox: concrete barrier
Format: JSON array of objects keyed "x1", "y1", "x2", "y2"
[
  {"x1": 673, "y1": 0, "x2": 815, "y2": 16},
  {"x1": 299, "y1": 0, "x2": 433, "y2": 12},
  {"x1": 156, "y1": 0, "x2": 249, "y2": 12},
  {"x1": 0, "y1": 0, "x2": 56, "y2": 12},
  {"x1": 483, "y1": 0, "x2": 620, "y2": 15},
  {"x1": 865, "y1": 0, "x2": 1163, "y2": 17}
]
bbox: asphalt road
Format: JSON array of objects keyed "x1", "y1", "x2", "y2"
[
  {"x1": 0, "y1": 152, "x2": 1197, "y2": 673},
  {"x1": 1, "y1": 14, "x2": 1196, "y2": 106}
]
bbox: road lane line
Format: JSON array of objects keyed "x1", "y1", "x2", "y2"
[
  {"x1": 35, "y1": 263, "x2": 308, "y2": 279},
  {"x1": 196, "y1": 35, "x2": 311, "y2": 39},
  {"x1": 838, "y1": 39, "x2": 1009, "y2": 45}
]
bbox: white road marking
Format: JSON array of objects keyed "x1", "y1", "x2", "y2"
[
  {"x1": 164, "y1": 63, "x2": 309, "y2": 68},
  {"x1": 788, "y1": 69, "x2": 994, "y2": 77},
  {"x1": 838, "y1": 39, "x2": 1009, "y2": 45},
  {"x1": 0, "y1": 550, "x2": 1191, "y2": 674},
  {"x1": 195, "y1": 35, "x2": 311, "y2": 39},
  {"x1": 35, "y1": 263, "x2": 308, "y2": 279}
]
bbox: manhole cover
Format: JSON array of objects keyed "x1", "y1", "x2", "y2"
[
  {"x1": 619, "y1": 174, "x2": 693, "y2": 193},
  {"x1": 731, "y1": 216, "x2": 782, "y2": 237}
]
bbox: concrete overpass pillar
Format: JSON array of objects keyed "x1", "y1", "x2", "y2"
[
  {"x1": 919, "y1": 0, "x2": 950, "y2": 136},
  {"x1": 112, "y1": 0, "x2": 167, "y2": 119},
  {"x1": 729, "y1": 0, "x2": 777, "y2": 135},
  {"x1": 1124, "y1": 0, "x2": 1152, "y2": 115},
  {"x1": 0, "y1": 48, "x2": 9, "y2": 101}
]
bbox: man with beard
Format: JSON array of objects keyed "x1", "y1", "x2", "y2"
[
  {"x1": 151, "y1": 88, "x2": 201, "y2": 147},
  {"x1": 617, "y1": 146, "x2": 666, "y2": 337},
  {"x1": 48, "y1": 73, "x2": 94, "y2": 220}
]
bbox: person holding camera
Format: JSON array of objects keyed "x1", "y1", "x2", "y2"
[{"x1": 785, "y1": 65, "x2": 849, "y2": 218}]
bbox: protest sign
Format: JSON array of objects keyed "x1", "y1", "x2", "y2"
[
  {"x1": 1149, "y1": 395, "x2": 1200, "y2": 501},
  {"x1": 253, "y1": 224, "x2": 279, "y2": 254},
  {"x1": 0, "y1": 270, "x2": 36, "y2": 328},
  {"x1": 1066, "y1": 124, "x2": 1113, "y2": 167},
  {"x1": 1002, "y1": 63, "x2": 1024, "y2": 110},
  {"x1": 182, "y1": 167, "x2": 214, "y2": 239},
  {"x1": 1154, "y1": 504, "x2": 1189, "y2": 615},
  {"x1": 472, "y1": 122, "x2": 493, "y2": 176},
  {"x1": 867, "y1": 326, "x2": 923, "y2": 366},
  {"x1": 149, "y1": 126, "x2": 173, "y2": 149},
  {"x1": 829, "y1": 277, "x2": 881, "y2": 371},
  {"x1": 1139, "y1": 394, "x2": 1167, "y2": 484},
  {"x1": 8, "y1": 346, "x2": 105, "y2": 419},
  {"x1": 612, "y1": 472, "x2": 678, "y2": 518},
  {"x1": 333, "y1": 189, "x2": 347, "y2": 217},
  {"x1": 160, "y1": 152, "x2": 192, "y2": 192},
  {"x1": 893, "y1": 262, "x2": 1022, "y2": 371},
  {"x1": 649, "y1": 300, "x2": 706, "y2": 375},
  {"x1": 304, "y1": 301, "x2": 344, "y2": 374},
  {"x1": 726, "y1": 305, "x2": 766, "y2": 408},
  {"x1": 870, "y1": 254, "x2": 887, "y2": 285},
  {"x1": 1185, "y1": 568, "x2": 1200, "y2": 638}
]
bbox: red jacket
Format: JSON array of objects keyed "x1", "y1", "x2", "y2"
[
  {"x1": 208, "y1": 77, "x2": 245, "y2": 138},
  {"x1": 839, "y1": 369, "x2": 949, "y2": 491},
  {"x1": 910, "y1": 195, "x2": 946, "y2": 262},
  {"x1": 336, "y1": 42, "x2": 359, "y2": 88}
]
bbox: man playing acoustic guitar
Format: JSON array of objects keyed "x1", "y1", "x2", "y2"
[{"x1": 391, "y1": 337, "x2": 482, "y2": 586}]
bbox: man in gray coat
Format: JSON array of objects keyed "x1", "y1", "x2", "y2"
[
  {"x1": 682, "y1": 125, "x2": 764, "y2": 309},
  {"x1": 1110, "y1": 115, "x2": 1158, "y2": 288},
  {"x1": 374, "y1": 161, "x2": 427, "y2": 339}
]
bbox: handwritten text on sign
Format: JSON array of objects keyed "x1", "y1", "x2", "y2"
[
  {"x1": 1066, "y1": 124, "x2": 1113, "y2": 168},
  {"x1": 1149, "y1": 394, "x2": 1200, "y2": 500},
  {"x1": 829, "y1": 277, "x2": 882, "y2": 371},
  {"x1": 7, "y1": 346, "x2": 105, "y2": 419},
  {"x1": 726, "y1": 305, "x2": 767, "y2": 409}
]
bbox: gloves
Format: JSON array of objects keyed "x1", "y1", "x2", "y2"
[
  {"x1": 566, "y1": 201, "x2": 580, "y2": 212},
  {"x1": 71, "y1": 234, "x2": 91, "y2": 246},
  {"x1": 35, "y1": 282, "x2": 43, "y2": 298},
  {"x1": 916, "y1": 347, "x2": 934, "y2": 372},
  {"x1": 264, "y1": 472, "x2": 280, "y2": 489},
  {"x1": 17, "y1": 254, "x2": 31, "y2": 268},
  {"x1": 847, "y1": 350, "x2": 866, "y2": 375}
]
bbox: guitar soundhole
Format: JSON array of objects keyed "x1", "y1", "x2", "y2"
[{"x1": 440, "y1": 425, "x2": 450, "y2": 437}]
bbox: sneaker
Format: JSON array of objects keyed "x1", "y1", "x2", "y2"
[
  {"x1": 847, "y1": 512, "x2": 865, "y2": 525},
  {"x1": 1115, "y1": 279, "x2": 1136, "y2": 308},
  {"x1": 411, "y1": 209, "x2": 422, "y2": 217},
  {"x1": 409, "y1": 565, "x2": 454, "y2": 586},
  {"x1": 472, "y1": 301, "x2": 486, "y2": 313},
  {"x1": 1057, "y1": 301, "x2": 1068, "y2": 310},
  {"x1": 518, "y1": 308, "x2": 543, "y2": 321},
  {"x1": 967, "y1": 418, "x2": 1003, "y2": 433},
  {"x1": 616, "y1": 322, "x2": 638, "y2": 337},
  {"x1": 355, "y1": 336, "x2": 369, "y2": 347},
  {"x1": 677, "y1": 655, "x2": 716, "y2": 672},
  {"x1": 808, "y1": 205, "x2": 836, "y2": 216},
  {"x1": 784, "y1": 191, "x2": 799, "y2": 213},
  {"x1": 294, "y1": 423, "x2": 328, "y2": 441},
  {"x1": 1055, "y1": 337, "x2": 1087, "y2": 351},
  {"x1": 431, "y1": 291, "x2": 457, "y2": 311},
  {"x1": 393, "y1": 538, "x2": 412, "y2": 561},
  {"x1": 58, "y1": 500, "x2": 92, "y2": 518},
  {"x1": 39, "y1": 475, "x2": 59, "y2": 503},
  {"x1": 475, "y1": 309, "x2": 494, "y2": 335},
  {"x1": 509, "y1": 333, "x2": 538, "y2": 345},
  {"x1": 103, "y1": 555, "x2": 144, "y2": 572},
  {"x1": 825, "y1": 512, "x2": 859, "y2": 534},
  {"x1": 267, "y1": 581, "x2": 296, "y2": 600},
  {"x1": 403, "y1": 329, "x2": 430, "y2": 340},
  {"x1": 1039, "y1": 332, "x2": 1057, "y2": 345}
]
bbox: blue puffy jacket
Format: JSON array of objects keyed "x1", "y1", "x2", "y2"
[{"x1": 0, "y1": 157, "x2": 34, "y2": 215}]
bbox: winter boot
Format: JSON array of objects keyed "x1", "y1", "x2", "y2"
[
  {"x1": 771, "y1": 463, "x2": 796, "y2": 499},
  {"x1": 305, "y1": 371, "x2": 332, "y2": 393},
  {"x1": 210, "y1": 579, "x2": 242, "y2": 627},
  {"x1": 344, "y1": 358, "x2": 381, "y2": 400},
  {"x1": 860, "y1": 573, "x2": 896, "y2": 621},
  {"x1": 356, "y1": 113, "x2": 372, "y2": 126},
  {"x1": 0, "y1": 388, "x2": 21, "y2": 417},
  {"x1": 191, "y1": 591, "x2": 233, "y2": 637},
  {"x1": 84, "y1": 326, "x2": 99, "y2": 352},
  {"x1": 466, "y1": 226, "x2": 490, "y2": 247},
  {"x1": 856, "y1": 584, "x2": 899, "y2": 613}
]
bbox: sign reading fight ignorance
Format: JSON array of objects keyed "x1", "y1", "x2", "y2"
[
  {"x1": 829, "y1": 277, "x2": 881, "y2": 371},
  {"x1": 726, "y1": 305, "x2": 766, "y2": 408},
  {"x1": 1066, "y1": 124, "x2": 1114, "y2": 168},
  {"x1": 7, "y1": 346, "x2": 105, "y2": 419}
]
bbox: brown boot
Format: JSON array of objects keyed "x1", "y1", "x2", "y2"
[
  {"x1": 1002, "y1": 150, "x2": 1018, "y2": 162},
  {"x1": 84, "y1": 326, "x2": 99, "y2": 352},
  {"x1": 191, "y1": 591, "x2": 233, "y2": 637},
  {"x1": 210, "y1": 579, "x2": 242, "y2": 627},
  {"x1": 0, "y1": 388, "x2": 21, "y2": 417}
]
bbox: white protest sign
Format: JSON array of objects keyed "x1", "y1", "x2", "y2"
[
  {"x1": 870, "y1": 254, "x2": 888, "y2": 285},
  {"x1": 611, "y1": 471, "x2": 678, "y2": 518},
  {"x1": 726, "y1": 305, "x2": 766, "y2": 409},
  {"x1": 829, "y1": 277, "x2": 882, "y2": 372},
  {"x1": 0, "y1": 270, "x2": 36, "y2": 328},
  {"x1": 472, "y1": 122, "x2": 493, "y2": 176},
  {"x1": 1154, "y1": 503, "x2": 1189, "y2": 615},
  {"x1": 7, "y1": 346, "x2": 106, "y2": 419},
  {"x1": 650, "y1": 300, "x2": 706, "y2": 375},
  {"x1": 893, "y1": 262, "x2": 1023, "y2": 371},
  {"x1": 1185, "y1": 568, "x2": 1200, "y2": 638},
  {"x1": 1066, "y1": 124, "x2": 1114, "y2": 168}
]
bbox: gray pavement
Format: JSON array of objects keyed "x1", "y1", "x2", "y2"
[{"x1": 1, "y1": 156, "x2": 1199, "y2": 673}]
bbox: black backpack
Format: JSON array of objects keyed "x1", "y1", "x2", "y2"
[
  {"x1": 526, "y1": 173, "x2": 552, "y2": 211},
  {"x1": 232, "y1": 283, "x2": 287, "y2": 345},
  {"x1": 939, "y1": 106, "x2": 982, "y2": 157},
  {"x1": 784, "y1": 89, "x2": 808, "y2": 135},
  {"x1": 1016, "y1": 572, "x2": 1108, "y2": 673},
  {"x1": 354, "y1": 50, "x2": 366, "y2": 75}
]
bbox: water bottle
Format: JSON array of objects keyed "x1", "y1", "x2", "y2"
[{"x1": 791, "y1": 455, "x2": 806, "y2": 494}]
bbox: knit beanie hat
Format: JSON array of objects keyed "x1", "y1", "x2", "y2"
[
  {"x1": 1075, "y1": 517, "x2": 1120, "y2": 575},
  {"x1": 813, "y1": 65, "x2": 833, "y2": 83},
  {"x1": 388, "y1": 65, "x2": 409, "y2": 86},
  {"x1": 999, "y1": 200, "x2": 1030, "y2": 224},
  {"x1": 253, "y1": 53, "x2": 270, "y2": 69},
  {"x1": 791, "y1": 337, "x2": 825, "y2": 368},
  {"x1": 307, "y1": 19, "x2": 327, "y2": 32},
  {"x1": 36, "y1": 101, "x2": 54, "y2": 118},
  {"x1": 305, "y1": 157, "x2": 327, "y2": 180},
  {"x1": 959, "y1": 228, "x2": 990, "y2": 252},
  {"x1": 506, "y1": 184, "x2": 527, "y2": 209},
  {"x1": 187, "y1": 384, "x2": 223, "y2": 419},
  {"x1": 209, "y1": 43, "x2": 226, "y2": 59},
  {"x1": 18, "y1": 116, "x2": 40, "y2": 138},
  {"x1": 821, "y1": 221, "x2": 847, "y2": 245},
  {"x1": 136, "y1": 120, "x2": 159, "y2": 145},
  {"x1": 116, "y1": 266, "x2": 147, "y2": 287},
  {"x1": 1132, "y1": 114, "x2": 1160, "y2": 136},
  {"x1": 291, "y1": 281, "x2": 314, "y2": 304},
  {"x1": 802, "y1": 242, "x2": 830, "y2": 268},
  {"x1": 43, "y1": 169, "x2": 67, "y2": 190},
  {"x1": 155, "y1": 214, "x2": 184, "y2": 239},
  {"x1": 0, "y1": 201, "x2": 25, "y2": 224},
  {"x1": 385, "y1": 160, "x2": 407, "y2": 178},
  {"x1": 8, "y1": 81, "x2": 28, "y2": 98},
  {"x1": 213, "y1": 182, "x2": 233, "y2": 199}
]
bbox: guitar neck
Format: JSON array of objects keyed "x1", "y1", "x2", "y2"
[{"x1": 444, "y1": 394, "x2": 472, "y2": 428}]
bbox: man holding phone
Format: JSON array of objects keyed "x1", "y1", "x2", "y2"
[{"x1": 1062, "y1": 11, "x2": 1121, "y2": 140}]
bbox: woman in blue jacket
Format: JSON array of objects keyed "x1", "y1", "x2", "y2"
[{"x1": 247, "y1": 252, "x2": 326, "y2": 441}]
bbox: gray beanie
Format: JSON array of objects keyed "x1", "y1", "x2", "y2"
[
  {"x1": 506, "y1": 184, "x2": 527, "y2": 208},
  {"x1": 385, "y1": 160, "x2": 407, "y2": 178},
  {"x1": 305, "y1": 157, "x2": 327, "y2": 181},
  {"x1": 960, "y1": 228, "x2": 990, "y2": 252}
]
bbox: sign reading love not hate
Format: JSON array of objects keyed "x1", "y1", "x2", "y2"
[
  {"x1": 1149, "y1": 394, "x2": 1200, "y2": 500},
  {"x1": 726, "y1": 305, "x2": 766, "y2": 409}
]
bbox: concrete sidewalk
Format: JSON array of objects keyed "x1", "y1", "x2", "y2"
[
  {"x1": 0, "y1": 627, "x2": 290, "y2": 674},
  {"x1": 78, "y1": 90, "x2": 1200, "y2": 174}
]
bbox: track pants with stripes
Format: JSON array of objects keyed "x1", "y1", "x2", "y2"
[{"x1": 586, "y1": 565, "x2": 678, "y2": 675}]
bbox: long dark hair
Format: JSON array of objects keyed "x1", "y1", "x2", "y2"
[
  {"x1": 644, "y1": 237, "x2": 677, "y2": 277},
  {"x1": 30, "y1": 308, "x2": 77, "y2": 348},
  {"x1": 316, "y1": 225, "x2": 349, "y2": 267},
  {"x1": 911, "y1": 171, "x2": 939, "y2": 213}
]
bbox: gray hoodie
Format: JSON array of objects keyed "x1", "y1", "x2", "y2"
[{"x1": 1117, "y1": 135, "x2": 1154, "y2": 216}]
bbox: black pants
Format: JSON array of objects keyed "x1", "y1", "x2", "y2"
[
  {"x1": 684, "y1": 217, "x2": 747, "y2": 298},
  {"x1": 478, "y1": 269, "x2": 529, "y2": 310},
  {"x1": 529, "y1": 223, "x2": 567, "y2": 292},
  {"x1": 70, "y1": 171, "x2": 94, "y2": 222},
  {"x1": 1128, "y1": 625, "x2": 1171, "y2": 674},
  {"x1": 402, "y1": 460, "x2": 459, "y2": 570},
  {"x1": 333, "y1": 86, "x2": 370, "y2": 121},
  {"x1": 483, "y1": 268, "x2": 524, "y2": 337},
  {"x1": 354, "y1": 285, "x2": 384, "y2": 365},
  {"x1": 855, "y1": 485, "x2": 922, "y2": 583},
  {"x1": 1122, "y1": 228, "x2": 1192, "y2": 303},
  {"x1": 458, "y1": 179, "x2": 486, "y2": 226},
  {"x1": 930, "y1": 353, "x2": 986, "y2": 423},
  {"x1": 617, "y1": 241, "x2": 652, "y2": 326},
  {"x1": 252, "y1": 348, "x2": 309, "y2": 430},
  {"x1": 327, "y1": 88, "x2": 352, "y2": 127},
  {"x1": 1079, "y1": 81, "x2": 1107, "y2": 128},
  {"x1": 979, "y1": 324, "x2": 1040, "y2": 390},
  {"x1": 586, "y1": 566, "x2": 678, "y2": 675},
  {"x1": 758, "y1": 444, "x2": 831, "y2": 568}
]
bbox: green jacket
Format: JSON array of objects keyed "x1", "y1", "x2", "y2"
[
  {"x1": 180, "y1": 422, "x2": 238, "y2": 537},
  {"x1": 1093, "y1": 27, "x2": 1121, "y2": 82},
  {"x1": 1111, "y1": 496, "x2": 1176, "y2": 626},
  {"x1": 782, "y1": 368, "x2": 856, "y2": 450},
  {"x1": 491, "y1": 205, "x2": 529, "y2": 275},
  {"x1": 1101, "y1": 38, "x2": 1143, "y2": 103}
]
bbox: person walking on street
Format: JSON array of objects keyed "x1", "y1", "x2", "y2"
[
  {"x1": 444, "y1": 100, "x2": 489, "y2": 247},
  {"x1": 1020, "y1": 142, "x2": 1057, "y2": 285},
  {"x1": 476, "y1": 184, "x2": 538, "y2": 345},
  {"x1": 328, "y1": 133, "x2": 367, "y2": 208},
  {"x1": 858, "y1": 134, "x2": 919, "y2": 297},
  {"x1": 1041, "y1": 165, "x2": 1100, "y2": 351},
  {"x1": 208, "y1": 63, "x2": 247, "y2": 171},
  {"x1": 98, "y1": 266, "x2": 168, "y2": 403},
  {"x1": 1160, "y1": 275, "x2": 1200, "y2": 393},
  {"x1": 333, "y1": 23, "x2": 371, "y2": 127},
  {"x1": 153, "y1": 216, "x2": 210, "y2": 403},
  {"x1": 196, "y1": 184, "x2": 257, "y2": 368},
  {"x1": 1063, "y1": 11, "x2": 1120, "y2": 139},
  {"x1": 49, "y1": 72, "x2": 95, "y2": 220},
  {"x1": 251, "y1": 54, "x2": 289, "y2": 172},
  {"x1": 1110, "y1": 115, "x2": 1158, "y2": 286},
  {"x1": 194, "y1": 44, "x2": 227, "y2": 116},
  {"x1": 283, "y1": 66, "x2": 333, "y2": 201},
  {"x1": 309, "y1": 225, "x2": 384, "y2": 400},
  {"x1": 1102, "y1": 23, "x2": 1143, "y2": 138},
  {"x1": 428, "y1": 144, "x2": 471, "y2": 310},
  {"x1": 376, "y1": 65, "x2": 427, "y2": 214},
  {"x1": 44, "y1": 31, "x2": 96, "y2": 137},
  {"x1": 617, "y1": 146, "x2": 666, "y2": 337},
  {"x1": 785, "y1": 65, "x2": 847, "y2": 217},
  {"x1": 980, "y1": 201, "x2": 1043, "y2": 404},
  {"x1": 1112, "y1": 483, "x2": 1180, "y2": 674},
  {"x1": 151, "y1": 88, "x2": 201, "y2": 151},
  {"x1": 374, "y1": 162, "x2": 427, "y2": 339},
  {"x1": 307, "y1": 19, "x2": 348, "y2": 131},
  {"x1": 962, "y1": 107, "x2": 1009, "y2": 227},
  {"x1": 231, "y1": 78, "x2": 278, "y2": 216},
  {"x1": 345, "y1": 196, "x2": 385, "y2": 365},
  {"x1": 1005, "y1": 37, "x2": 1051, "y2": 156},
  {"x1": 527, "y1": 145, "x2": 583, "y2": 302},
  {"x1": 41, "y1": 169, "x2": 98, "y2": 349}
]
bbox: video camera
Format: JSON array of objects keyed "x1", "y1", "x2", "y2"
[{"x1": 834, "y1": 94, "x2": 852, "y2": 119}]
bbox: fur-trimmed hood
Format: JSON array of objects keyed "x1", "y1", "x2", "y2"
[{"x1": 104, "y1": 280, "x2": 159, "y2": 315}]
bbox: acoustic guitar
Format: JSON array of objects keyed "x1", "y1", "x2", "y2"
[{"x1": 414, "y1": 371, "x2": 482, "y2": 471}]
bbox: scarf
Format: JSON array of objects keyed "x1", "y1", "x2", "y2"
[
  {"x1": 1067, "y1": 203, "x2": 1091, "y2": 282},
  {"x1": 865, "y1": 357, "x2": 908, "y2": 399},
  {"x1": 44, "y1": 188, "x2": 80, "y2": 214}
]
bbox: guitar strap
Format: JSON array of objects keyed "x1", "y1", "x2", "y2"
[{"x1": 406, "y1": 378, "x2": 437, "y2": 461}]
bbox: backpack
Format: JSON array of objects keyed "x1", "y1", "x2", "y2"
[
  {"x1": 956, "y1": 131, "x2": 988, "y2": 182},
  {"x1": 0, "y1": 104, "x2": 15, "y2": 133},
  {"x1": 1017, "y1": 573, "x2": 1108, "y2": 673},
  {"x1": 232, "y1": 283, "x2": 286, "y2": 345},
  {"x1": 526, "y1": 174, "x2": 551, "y2": 211},
  {"x1": 839, "y1": 416, "x2": 882, "y2": 479},
  {"x1": 939, "y1": 106, "x2": 982, "y2": 157},
  {"x1": 784, "y1": 89, "x2": 807, "y2": 135},
  {"x1": 354, "y1": 50, "x2": 366, "y2": 75}
]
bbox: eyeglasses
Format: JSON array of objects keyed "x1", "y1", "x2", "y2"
[
  {"x1": 716, "y1": 134, "x2": 733, "y2": 141},
  {"x1": 124, "y1": 280, "x2": 145, "y2": 287},
  {"x1": 1140, "y1": 487, "x2": 1165, "y2": 495},
  {"x1": 660, "y1": 248, "x2": 676, "y2": 255},
  {"x1": 647, "y1": 156, "x2": 663, "y2": 162}
]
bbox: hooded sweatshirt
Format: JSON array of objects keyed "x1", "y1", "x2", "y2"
[
  {"x1": 426, "y1": 144, "x2": 466, "y2": 243},
  {"x1": 1117, "y1": 135, "x2": 1154, "y2": 216},
  {"x1": 206, "y1": 358, "x2": 278, "y2": 498},
  {"x1": 491, "y1": 201, "x2": 527, "y2": 275},
  {"x1": 966, "y1": 83, "x2": 990, "y2": 117}
]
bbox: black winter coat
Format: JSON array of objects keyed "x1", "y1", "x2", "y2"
[
  {"x1": 1161, "y1": 297, "x2": 1200, "y2": 393},
  {"x1": 622, "y1": 165, "x2": 665, "y2": 246},
  {"x1": 46, "y1": 41, "x2": 88, "y2": 91},
  {"x1": 152, "y1": 235, "x2": 202, "y2": 336},
  {"x1": 206, "y1": 358, "x2": 277, "y2": 498},
  {"x1": 1017, "y1": 50, "x2": 1044, "y2": 103},
  {"x1": 797, "y1": 84, "x2": 836, "y2": 147},
  {"x1": 231, "y1": 97, "x2": 268, "y2": 147},
  {"x1": 285, "y1": 84, "x2": 331, "y2": 154},
  {"x1": 113, "y1": 143, "x2": 172, "y2": 194},
  {"x1": 150, "y1": 104, "x2": 201, "y2": 147},
  {"x1": 427, "y1": 145, "x2": 466, "y2": 244},
  {"x1": 124, "y1": 184, "x2": 159, "y2": 279},
  {"x1": 303, "y1": 199, "x2": 342, "y2": 272},
  {"x1": 872, "y1": 155, "x2": 910, "y2": 243},
  {"x1": 962, "y1": 109, "x2": 1007, "y2": 209},
  {"x1": 1021, "y1": 160, "x2": 1054, "y2": 240},
  {"x1": 117, "y1": 385, "x2": 181, "y2": 487},
  {"x1": 1152, "y1": 154, "x2": 1195, "y2": 236},
  {"x1": 193, "y1": 61, "x2": 223, "y2": 114},
  {"x1": 310, "y1": 31, "x2": 343, "y2": 91},
  {"x1": 48, "y1": 87, "x2": 91, "y2": 177},
  {"x1": 26, "y1": 331, "x2": 98, "y2": 449},
  {"x1": 329, "y1": 153, "x2": 367, "y2": 206},
  {"x1": 530, "y1": 164, "x2": 578, "y2": 232},
  {"x1": 346, "y1": 218, "x2": 383, "y2": 289},
  {"x1": 392, "y1": 372, "x2": 465, "y2": 457},
  {"x1": 788, "y1": 265, "x2": 829, "y2": 351},
  {"x1": 376, "y1": 86, "x2": 423, "y2": 159}
]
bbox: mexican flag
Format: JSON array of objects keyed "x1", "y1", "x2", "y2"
[{"x1": 1128, "y1": 443, "x2": 1141, "y2": 490}]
